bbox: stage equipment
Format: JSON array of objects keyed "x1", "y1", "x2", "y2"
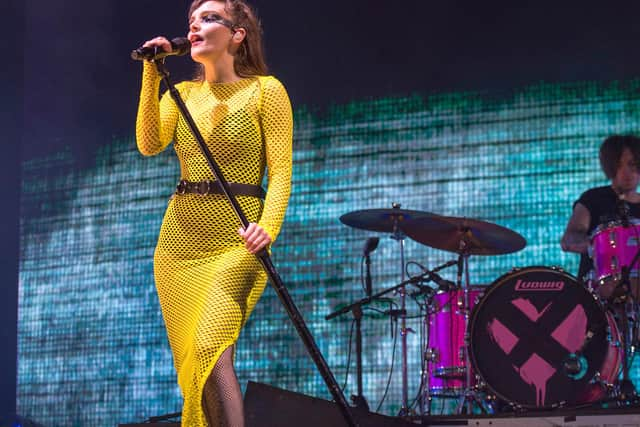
[
  {"x1": 327, "y1": 257, "x2": 457, "y2": 417},
  {"x1": 244, "y1": 381, "x2": 419, "y2": 427},
  {"x1": 590, "y1": 218, "x2": 640, "y2": 300},
  {"x1": 400, "y1": 215, "x2": 527, "y2": 255},
  {"x1": 590, "y1": 216, "x2": 640, "y2": 400},
  {"x1": 340, "y1": 204, "x2": 445, "y2": 415},
  {"x1": 469, "y1": 266, "x2": 622, "y2": 409},
  {"x1": 426, "y1": 286, "x2": 484, "y2": 399},
  {"x1": 401, "y1": 214, "x2": 526, "y2": 414}
]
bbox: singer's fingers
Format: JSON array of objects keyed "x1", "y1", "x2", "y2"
[
  {"x1": 142, "y1": 36, "x2": 172, "y2": 52},
  {"x1": 238, "y1": 223, "x2": 271, "y2": 254}
]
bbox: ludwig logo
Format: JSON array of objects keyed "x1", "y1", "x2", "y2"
[{"x1": 514, "y1": 279, "x2": 564, "y2": 291}]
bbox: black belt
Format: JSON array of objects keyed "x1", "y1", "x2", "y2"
[{"x1": 175, "y1": 179, "x2": 266, "y2": 199}]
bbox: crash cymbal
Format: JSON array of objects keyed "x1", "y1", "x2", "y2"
[
  {"x1": 340, "y1": 208, "x2": 443, "y2": 233},
  {"x1": 401, "y1": 215, "x2": 526, "y2": 255}
]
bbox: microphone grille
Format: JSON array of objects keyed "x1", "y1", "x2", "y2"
[{"x1": 170, "y1": 37, "x2": 191, "y2": 56}]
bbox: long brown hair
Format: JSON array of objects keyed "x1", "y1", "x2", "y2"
[{"x1": 188, "y1": 0, "x2": 268, "y2": 78}]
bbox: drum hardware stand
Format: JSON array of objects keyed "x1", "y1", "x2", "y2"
[
  {"x1": 387, "y1": 203, "x2": 413, "y2": 417},
  {"x1": 326, "y1": 261, "x2": 454, "y2": 415},
  {"x1": 152, "y1": 60, "x2": 359, "y2": 427},
  {"x1": 413, "y1": 259, "x2": 458, "y2": 416},
  {"x1": 614, "y1": 260, "x2": 640, "y2": 402},
  {"x1": 454, "y1": 237, "x2": 491, "y2": 415}
]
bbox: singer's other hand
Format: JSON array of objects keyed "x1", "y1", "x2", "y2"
[
  {"x1": 239, "y1": 223, "x2": 271, "y2": 254},
  {"x1": 141, "y1": 36, "x2": 172, "y2": 56}
]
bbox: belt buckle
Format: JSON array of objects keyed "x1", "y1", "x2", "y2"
[{"x1": 176, "y1": 180, "x2": 188, "y2": 195}]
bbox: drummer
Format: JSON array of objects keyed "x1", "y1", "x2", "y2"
[{"x1": 561, "y1": 134, "x2": 640, "y2": 292}]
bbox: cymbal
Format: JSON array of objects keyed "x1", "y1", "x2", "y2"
[
  {"x1": 339, "y1": 208, "x2": 443, "y2": 233},
  {"x1": 401, "y1": 216, "x2": 526, "y2": 255}
]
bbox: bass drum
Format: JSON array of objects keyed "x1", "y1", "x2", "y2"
[{"x1": 469, "y1": 266, "x2": 621, "y2": 409}]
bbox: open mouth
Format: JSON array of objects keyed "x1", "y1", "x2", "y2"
[{"x1": 189, "y1": 34, "x2": 204, "y2": 46}]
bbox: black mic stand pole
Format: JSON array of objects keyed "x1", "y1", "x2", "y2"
[
  {"x1": 364, "y1": 254, "x2": 373, "y2": 297},
  {"x1": 153, "y1": 60, "x2": 358, "y2": 427},
  {"x1": 351, "y1": 303, "x2": 369, "y2": 411}
]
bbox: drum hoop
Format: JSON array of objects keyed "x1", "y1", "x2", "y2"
[{"x1": 590, "y1": 217, "x2": 640, "y2": 239}]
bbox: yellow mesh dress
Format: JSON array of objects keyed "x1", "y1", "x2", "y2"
[{"x1": 136, "y1": 61, "x2": 293, "y2": 426}]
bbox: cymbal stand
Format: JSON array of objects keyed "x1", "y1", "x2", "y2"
[
  {"x1": 614, "y1": 247, "x2": 640, "y2": 401},
  {"x1": 455, "y1": 239, "x2": 489, "y2": 414},
  {"x1": 389, "y1": 203, "x2": 412, "y2": 416}
]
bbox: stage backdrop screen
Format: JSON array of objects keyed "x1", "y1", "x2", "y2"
[{"x1": 18, "y1": 78, "x2": 640, "y2": 425}]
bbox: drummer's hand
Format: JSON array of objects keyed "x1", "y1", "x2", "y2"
[
  {"x1": 141, "y1": 36, "x2": 172, "y2": 57},
  {"x1": 239, "y1": 223, "x2": 271, "y2": 254}
]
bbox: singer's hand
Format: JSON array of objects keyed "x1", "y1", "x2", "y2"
[
  {"x1": 239, "y1": 223, "x2": 271, "y2": 254},
  {"x1": 141, "y1": 36, "x2": 172, "y2": 56}
]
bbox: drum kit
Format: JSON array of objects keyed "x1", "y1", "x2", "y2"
[{"x1": 327, "y1": 203, "x2": 640, "y2": 418}]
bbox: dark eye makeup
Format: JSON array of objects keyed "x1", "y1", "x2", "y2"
[{"x1": 191, "y1": 12, "x2": 234, "y2": 29}]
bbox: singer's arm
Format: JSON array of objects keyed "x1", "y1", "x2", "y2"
[
  {"x1": 560, "y1": 202, "x2": 591, "y2": 254},
  {"x1": 255, "y1": 76, "x2": 293, "y2": 242},
  {"x1": 135, "y1": 61, "x2": 180, "y2": 156}
]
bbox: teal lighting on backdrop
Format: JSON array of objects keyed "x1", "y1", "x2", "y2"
[{"x1": 17, "y1": 79, "x2": 640, "y2": 426}]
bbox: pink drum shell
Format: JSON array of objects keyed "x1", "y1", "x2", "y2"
[
  {"x1": 590, "y1": 220, "x2": 640, "y2": 299},
  {"x1": 427, "y1": 287, "x2": 483, "y2": 397}
]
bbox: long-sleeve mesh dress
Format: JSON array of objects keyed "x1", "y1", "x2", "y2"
[{"x1": 135, "y1": 62, "x2": 293, "y2": 426}]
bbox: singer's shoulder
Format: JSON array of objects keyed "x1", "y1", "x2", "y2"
[{"x1": 258, "y1": 75, "x2": 289, "y2": 94}]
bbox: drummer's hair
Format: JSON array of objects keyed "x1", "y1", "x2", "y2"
[{"x1": 599, "y1": 134, "x2": 640, "y2": 179}]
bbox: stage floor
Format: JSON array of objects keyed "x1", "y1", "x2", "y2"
[
  {"x1": 423, "y1": 406, "x2": 640, "y2": 426},
  {"x1": 119, "y1": 383, "x2": 640, "y2": 426}
]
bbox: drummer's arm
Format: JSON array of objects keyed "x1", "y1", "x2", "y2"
[{"x1": 560, "y1": 202, "x2": 591, "y2": 254}]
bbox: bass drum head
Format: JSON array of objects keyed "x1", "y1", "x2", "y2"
[{"x1": 469, "y1": 266, "x2": 609, "y2": 409}]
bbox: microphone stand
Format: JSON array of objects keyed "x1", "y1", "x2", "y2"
[
  {"x1": 153, "y1": 60, "x2": 358, "y2": 427},
  {"x1": 364, "y1": 254, "x2": 373, "y2": 297},
  {"x1": 351, "y1": 304, "x2": 369, "y2": 411}
]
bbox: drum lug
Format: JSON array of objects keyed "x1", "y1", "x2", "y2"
[
  {"x1": 609, "y1": 231, "x2": 617, "y2": 248},
  {"x1": 458, "y1": 347, "x2": 467, "y2": 361},
  {"x1": 610, "y1": 255, "x2": 619, "y2": 272},
  {"x1": 425, "y1": 347, "x2": 439, "y2": 363}
]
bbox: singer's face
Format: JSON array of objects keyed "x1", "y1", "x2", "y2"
[
  {"x1": 188, "y1": 1, "x2": 234, "y2": 62},
  {"x1": 612, "y1": 148, "x2": 640, "y2": 193}
]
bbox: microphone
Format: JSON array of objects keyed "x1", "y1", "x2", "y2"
[
  {"x1": 426, "y1": 271, "x2": 455, "y2": 291},
  {"x1": 131, "y1": 37, "x2": 191, "y2": 61},
  {"x1": 363, "y1": 237, "x2": 379, "y2": 256},
  {"x1": 363, "y1": 237, "x2": 379, "y2": 297}
]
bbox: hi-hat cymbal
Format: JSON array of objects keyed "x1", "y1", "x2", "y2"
[
  {"x1": 401, "y1": 216, "x2": 526, "y2": 255},
  {"x1": 339, "y1": 208, "x2": 443, "y2": 233}
]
